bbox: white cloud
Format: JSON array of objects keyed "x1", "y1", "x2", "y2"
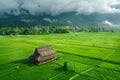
[
  {"x1": 103, "y1": 20, "x2": 113, "y2": 26},
  {"x1": 67, "y1": 20, "x2": 72, "y2": 24},
  {"x1": 0, "y1": 0, "x2": 120, "y2": 15},
  {"x1": 0, "y1": 0, "x2": 19, "y2": 15},
  {"x1": 21, "y1": 19, "x2": 34, "y2": 23},
  {"x1": 103, "y1": 20, "x2": 120, "y2": 27},
  {"x1": 43, "y1": 18, "x2": 57, "y2": 23}
]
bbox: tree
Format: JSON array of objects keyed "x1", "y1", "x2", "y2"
[{"x1": 63, "y1": 61, "x2": 68, "y2": 71}]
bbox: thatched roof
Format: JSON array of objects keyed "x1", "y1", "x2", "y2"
[
  {"x1": 30, "y1": 46, "x2": 58, "y2": 65},
  {"x1": 35, "y1": 46, "x2": 55, "y2": 57}
]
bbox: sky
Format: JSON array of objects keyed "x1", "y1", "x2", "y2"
[{"x1": 0, "y1": 0, "x2": 120, "y2": 16}]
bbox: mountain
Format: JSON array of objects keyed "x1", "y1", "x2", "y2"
[{"x1": 0, "y1": 12, "x2": 120, "y2": 27}]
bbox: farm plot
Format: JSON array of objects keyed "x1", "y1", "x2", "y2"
[{"x1": 0, "y1": 32, "x2": 120, "y2": 80}]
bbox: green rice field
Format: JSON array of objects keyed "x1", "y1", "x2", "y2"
[{"x1": 0, "y1": 32, "x2": 120, "y2": 80}]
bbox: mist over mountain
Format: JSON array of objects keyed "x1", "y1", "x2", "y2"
[{"x1": 0, "y1": 12, "x2": 120, "y2": 27}]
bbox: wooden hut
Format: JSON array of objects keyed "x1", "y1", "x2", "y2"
[{"x1": 30, "y1": 46, "x2": 58, "y2": 65}]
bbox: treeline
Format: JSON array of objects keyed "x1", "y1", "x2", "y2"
[{"x1": 0, "y1": 26, "x2": 120, "y2": 35}]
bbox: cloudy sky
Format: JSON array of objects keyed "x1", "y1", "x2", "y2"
[{"x1": 0, "y1": 0, "x2": 120, "y2": 16}]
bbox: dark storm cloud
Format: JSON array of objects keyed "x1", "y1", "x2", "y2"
[{"x1": 0, "y1": 0, "x2": 120, "y2": 15}]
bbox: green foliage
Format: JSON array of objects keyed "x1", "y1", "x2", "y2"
[
  {"x1": 0, "y1": 26, "x2": 120, "y2": 35},
  {"x1": 63, "y1": 61, "x2": 68, "y2": 71}
]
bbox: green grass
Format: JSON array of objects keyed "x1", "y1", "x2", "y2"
[{"x1": 0, "y1": 32, "x2": 120, "y2": 80}]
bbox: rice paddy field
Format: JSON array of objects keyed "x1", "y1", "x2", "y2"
[{"x1": 0, "y1": 32, "x2": 120, "y2": 80}]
